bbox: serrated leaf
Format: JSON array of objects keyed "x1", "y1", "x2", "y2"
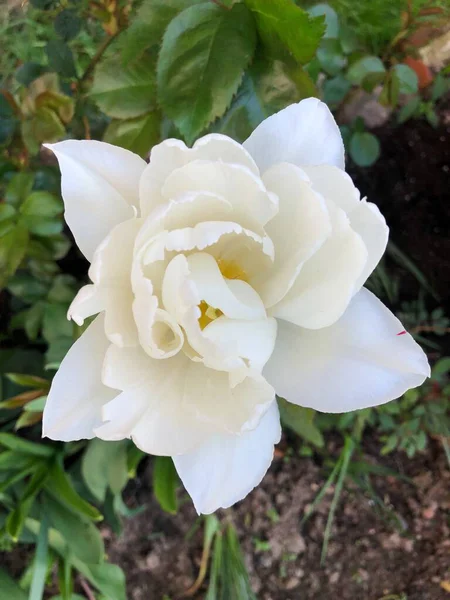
[
  {"x1": 91, "y1": 55, "x2": 157, "y2": 119},
  {"x1": 104, "y1": 112, "x2": 160, "y2": 157},
  {"x1": 307, "y1": 3, "x2": 339, "y2": 39},
  {"x1": 212, "y1": 57, "x2": 315, "y2": 141},
  {"x1": 157, "y1": 2, "x2": 257, "y2": 142},
  {"x1": 244, "y1": 0, "x2": 325, "y2": 65},
  {"x1": 121, "y1": 0, "x2": 204, "y2": 64},
  {"x1": 153, "y1": 456, "x2": 178, "y2": 514}
]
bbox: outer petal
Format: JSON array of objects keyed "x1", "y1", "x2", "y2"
[
  {"x1": 173, "y1": 401, "x2": 281, "y2": 514},
  {"x1": 43, "y1": 314, "x2": 117, "y2": 441},
  {"x1": 46, "y1": 141, "x2": 145, "y2": 259},
  {"x1": 68, "y1": 218, "x2": 141, "y2": 347},
  {"x1": 243, "y1": 98, "x2": 345, "y2": 174},
  {"x1": 302, "y1": 165, "x2": 389, "y2": 290},
  {"x1": 264, "y1": 288, "x2": 430, "y2": 413},
  {"x1": 270, "y1": 200, "x2": 367, "y2": 329},
  {"x1": 253, "y1": 163, "x2": 331, "y2": 307},
  {"x1": 95, "y1": 345, "x2": 210, "y2": 455}
]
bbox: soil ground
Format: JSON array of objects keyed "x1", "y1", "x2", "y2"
[{"x1": 107, "y1": 436, "x2": 450, "y2": 600}]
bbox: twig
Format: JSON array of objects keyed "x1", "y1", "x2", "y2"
[
  {"x1": 79, "y1": 576, "x2": 96, "y2": 600},
  {"x1": 79, "y1": 31, "x2": 120, "y2": 86}
]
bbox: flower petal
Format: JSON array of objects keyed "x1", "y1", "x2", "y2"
[
  {"x1": 173, "y1": 401, "x2": 281, "y2": 514},
  {"x1": 270, "y1": 200, "x2": 367, "y2": 329},
  {"x1": 302, "y1": 165, "x2": 389, "y2": 290},
  {"x1": 139, "y1": 134, "x2": 259, "y2": 216},
  {"x1": 46, "y1": 141, "x2": 145, "y2": 259},
  {"x1": 161, "y1": 160, "x2": 278, "y2": 227},
  {"x1": 43, "y1": 314, "x2": 117, "y2": 441},
  {"x1": 264, "y1": 288, "x2": 430, "y2": 413},
  {"x1": 202, "y1": 316, "x2": 277, "y2": 372},
  {"x1": 95, "y1": 345, "x2": 210, "y2": 455},
  {"x1": 68, "y1": 218, "x2": 141, "y2": 347},
  {"x1": 243, "y1": 98, "x2": 345, "y2": 174},
  {"x1": 253, "y1": 163, "x2": 331, "y2": 307}
]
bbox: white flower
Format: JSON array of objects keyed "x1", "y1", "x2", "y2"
[{"x1": 43, "y1": 99, "x2": 430, "y2": 514}]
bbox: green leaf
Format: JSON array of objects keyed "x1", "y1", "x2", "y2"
[
  {"x1": 7, "y1": 465, "x2": 49, "y2": 541},
  {"x1": 392, "y1": 64, "x2": 418, "y2": 95},
  {"x1": 5, "y1": 373, "x2": 48, "y2": 389},
  {"x1": 0, "y1": 451, "x2": 36, "y2": 471},
  {"x1": 349, "y1": 131, "x2": 380, "y2": 167},
  {"x1": 244, "y1": 0, "x2": 325, "y2": 64},
  {"x1": 15, "y1": 63, "x2": 49, "y2": 86},
  {"x1": 0, "y1": 568, "x2": 27, "y2": 599},
  {"x1": 5, "y1": 173, "x2": 34, "y2": 207},
  {"x1": 45, "y1": 494, "x2": 104, "y2": 564},
  {"x1": 22, "y1": 108, "x2": 65, "y2": 155},
  {"x1": 0, "y1": 433, "x2": 54, "y2": 457},
  {"x1": 82, "y1": 439, "x2": 129, "y2": 502},
  {"x1": 24, "y1": 396, "x2": 47, "y2": 412},
  {"x1": 317, "y1": 38, "x2": 346, "y2": 76},
  {"x1": 153, "y1": 456, "x2": 178, "y2": 514},
  {"x1": 91, "y1": 55, "x2": 157, "y2": 119},
  {"x1": 121, "y1": 0, "x2": 204, "y2": 64},
  {"x1": 20, "y1": 191, "x2": 63, "y2": 237},
  {"x1": 104, "y1": 112, "x2": 161, "y2": 158},
  {"x1": 0, "y1": 224, "x2": 29, "y2": 288},
  {"x1": 307, "y1": 3, "x2": 339, "y2": 39},
  {"x1": 431, "y1": 73, "x2": 450, "y2": 102},
  {"x1": 30, "y1": 0, "x2": 54, "y2": 8},
  {"x1": 278, "y1": 398, "x2": 324, "y2": 447},
  {"x1": 0, "y1": 94, "x2": 16, "y2": 145},
  {"x1": 55, "y1": 10, "x2": 82, "y2": 41},
  {"x1": 45, "y1": 461, "x2": 103, "y2": 521},
  {"x1": 213, "y1": 57, "x2": 315, "y2": 141},
  {"x1": 46, "y1": 41, "x2": 77, "y2": 79},
  {"x1": 323, "y1": 74, "x2": 351, "y2": 106},
  {"x1": 157, "y1": 2, "x2": 257, "y2": 142},
  {"x1": 43, "y1": 303, "x2": 73, "y2": 342},
  {"x1": 81, "y1": 563, "x2": 126, "y2": 600},
  {"x1": 7, "y1": 273, "x2": 49, "y2": 302},
  {"x1": 347, "y1": 56, "x2": 385, "y2": 85},
  {"x1": 29, "y1": 510, "x2": 49, "y2": 600}
]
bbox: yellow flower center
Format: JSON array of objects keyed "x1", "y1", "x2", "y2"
[{"x1": 197, "y1": 259, "x2": 248, "y2": 330}]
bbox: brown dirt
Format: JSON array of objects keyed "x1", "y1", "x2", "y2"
[{"x1": 107, "y1": 436, "x2": 450, "y2": 600}]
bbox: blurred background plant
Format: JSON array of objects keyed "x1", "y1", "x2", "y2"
[{"x1": 0, "y1": 0, "x2": 449, "y2": 598}]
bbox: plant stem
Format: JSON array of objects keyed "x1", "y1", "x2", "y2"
[{"x1": 79, "y1": 31, "x2": 120, "y2": 86}]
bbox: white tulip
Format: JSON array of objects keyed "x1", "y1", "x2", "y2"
[{"x1": 43, "y1": 99, "x2": 430, "y2": 514}]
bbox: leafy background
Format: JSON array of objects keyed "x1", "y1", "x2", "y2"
[{"x1": 0, "y1": 0, "x2": 449, "y2": 598}]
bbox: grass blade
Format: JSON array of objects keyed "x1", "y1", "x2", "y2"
[
  {"x1": 29, "y1": 510, "x2": 49, "y2": 600},
  {"x1": 321, "y1": 437, "x2": 354, "y2": 564}
]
